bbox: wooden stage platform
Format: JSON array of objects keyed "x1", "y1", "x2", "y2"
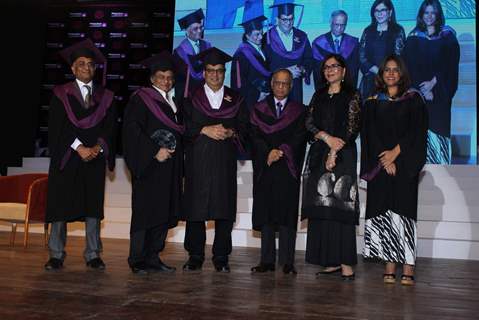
[{"x1": 0, "y1": 232, "x2": 478, "y2": 320}]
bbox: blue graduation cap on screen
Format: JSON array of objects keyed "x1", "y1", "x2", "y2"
[
  {"x1": 269, "y1": 0, "x2": 304, "y2": 27},
  {"x1": 239, "y1": 15, "x2": 267, "y2": 33}
]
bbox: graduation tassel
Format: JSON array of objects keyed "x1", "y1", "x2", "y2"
[{"x1": 236, "y1": 60, "x2": 242, "y2": 89}]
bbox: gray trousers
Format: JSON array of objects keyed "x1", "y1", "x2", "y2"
[
  {"x1": 48, "y1": 217, "x2": 102, "y2": 262},
  {"x1": 261, "y1": 224, "x2": 297, "y2": 265}
]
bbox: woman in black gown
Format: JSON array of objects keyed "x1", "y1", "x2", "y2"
[
  {"x1": 358, "y1": 0, "x2": 405, "y2": 100},
  {"x1": 302, "y1": 53, "x2": 361, "y2": 280},
  {"x1": 361, "y1": 55, "x2": 428, "y2": 285},
  {"x1": 403, "y1": 0, "x2": 460, "y2": 164}
]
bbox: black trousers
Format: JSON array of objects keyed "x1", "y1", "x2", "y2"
[
  {"x1": 184, "y1": 220, "x2": 233, "y2": 263},
  {"x1": 260, "y1": 224, "x2": 297, "y2": 265},
  {"x1": 128, "y1": 223, "x2": 169, "y2": 267}
]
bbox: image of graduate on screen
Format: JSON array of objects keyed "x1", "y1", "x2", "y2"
[{"x1": 173, "y1": 0, "x2": 476, "y2": 164}]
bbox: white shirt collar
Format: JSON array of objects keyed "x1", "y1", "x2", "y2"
[
  {"x1": 76, "y1": 79, "x2": 93, "y2": 100},
  {"x1": 76, "y1": 79, "x2": 92, "y2": 89},
  {"x1": 152, "y1": 85, "x2": 177, "y2": 113},
  {"x1": 204, "y1": 84, "x2": 224, "y2": 110},
  {"x1": 276, "y1": 26, "x2": 293, "y2": 37},
  {"x1": 247, "y1": 40, "x2": 266, "y2": 60},
  {"x1": 187, "y1": 37, "x2": 200, "y2": 53}
]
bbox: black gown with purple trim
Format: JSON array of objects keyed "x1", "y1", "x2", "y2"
[
  {"x1": 264, "y1": 27, "x2": 313, "y2": 104},
  {"x1": 122, "y1": 90, "x2": 183, "y2": 233},
  {"x1": 231, "y1": 41, "x2": 270, "y2": 110},
  {"x1": 181, "y1": 86, "x2": 249, "y2": 222},
  {"x1": 249, "y1": 95, "x2": 307, "y2": 231},
  {"x1": 46, "y1": 82, "x2": 117, "y2": 223}
]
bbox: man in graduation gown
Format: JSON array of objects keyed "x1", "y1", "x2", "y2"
[
  {"x1": 181, "y1": 47, "x2": 249, "y2": 272},
  {"x1": 231, "y1": 15, "x2": 271, "y2": 111},
  {"x1": 311, "y1": 10, "x2": 359, "y2": 90},
  {"x1": 45, "y1": 39, "x2": 117, "y2": 270},
  {"x1": 122, "y1": 52, "x2": 185, "y2": 274},
  {"x1": 173, "y1": 9, "x2": 212, "y2": 101},
  {"x1": 264, "y1": 2, "x2": 313, "y2": 104},
  {"x1": 249, "y1": 68, "x2": 307, "y2": 274}
]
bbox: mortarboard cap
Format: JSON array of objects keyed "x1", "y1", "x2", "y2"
[
  {"x1": 194, "y1": 47, "x2": 232, "y2": 67},
  {"x1": 239, "y1": 15, "x2": 267, "y2": 34},
  {"x1": 140, "y1": 51, "x2": 186, "y2": 76},
  {"x1": 269, "y1": 1, "x2": 300, "y2": 17},
  {"x1": 177, "y1": 8, "x2": 205, "y2": 30},
  {"x1": 58, "y1": 38, "x2": 107, "y2": 85}
]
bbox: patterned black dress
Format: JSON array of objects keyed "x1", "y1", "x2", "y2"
[{"x1": 301, "y1": 87, "x2": 361, "y2": 266}]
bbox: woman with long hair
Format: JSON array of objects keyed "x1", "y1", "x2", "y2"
[
  {"x1": 302, "y1": 53, "x2": 361, "y2": 280},
  {"x1": 361, "y1": 55, "x2": 428, "y2": 285},
  {"x1": 358, "y1": 0, "x2": 406, "y2": 100},
  {"x1": 403, "y1": 0, "x2": 460, "y2": 164}
]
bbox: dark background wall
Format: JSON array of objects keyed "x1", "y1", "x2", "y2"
[{"x1": 0, "y1": 0, "x2": 176, "y2": 175}]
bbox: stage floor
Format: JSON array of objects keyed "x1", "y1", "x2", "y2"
[{"x1": 0, "y1": 232, "x2": 478, "y2": 320}]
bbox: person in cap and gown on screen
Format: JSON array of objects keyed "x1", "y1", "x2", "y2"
[
  {"x1": 264, "y1": 1, "x2": 313, "y2": 104},
  {"x1": 249, "y1": 68, "x2": 307, "y2": 275},
  {"x1": 122, "y1": 52, "x2": 186, "y2": 274},
  {"x1": 181, "y1": 47, "x2": 249, "y2": 273},
  {"x1": 231, "y1": 15, "x2": 271, "y2": 111},
  {"x1": 311, "y1": 10, "x2": 360, "y2": 90},
  {"x1": 44, "y1": 39, "x2": 117, "y2": 271},
  {"x1": 173, "y1": 8, "x2": 212, "y2": 100}
]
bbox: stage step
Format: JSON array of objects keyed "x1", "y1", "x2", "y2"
[{"x1": 5, "y1": 157, "x2": 479, "y2": 260}]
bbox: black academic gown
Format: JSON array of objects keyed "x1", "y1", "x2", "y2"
[
  {"x1": 46, "y1": 81, "x2": 117, "y2": 223},
  {"x1": 182, "y1": 86, "x2": 249, "y2": 222},
  {"x1": 403, "y1": 27, "x2": 459, "y2": 138},
  {"x1": 173, "y1": 38, "x2": 212, "y2": 101},
  {"x1": 250, "y1": 95, "x2": 307, "y2": 231},
  {"x1": 264, "y1": 27, "x2": 313, "y2": 104},
  {"x1": 311, "y1": 32, "x2": 359, "y2": 90},
  {"x1": 122, "y1": 88, "x2": 184, "y2": 233},
  {"x1": 360, "y1": 91, "x2": 428, "y2": 221},
  {"x1": 231, "y1": 41, "x2": 270, "y2": 110}
]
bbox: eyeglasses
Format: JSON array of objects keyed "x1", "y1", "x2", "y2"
[
  {"x1": 279, "y1": 17, "x2": 294, "y2": 23},
  {"x1": 374, "y1": 8, "x2": 389, "y2": 14},
  {"x1": 332, "y1": 23, "x2": 346, "y2": 28},
  {"x1": 205, "y1": 68, "x2": 226, "y2": 75},
  {"x1": 323, "y1": 64, "x2": 342, "y2": 71},
  {"x1": 272, "y1": 80, "x2": 291, "y2": 88}
]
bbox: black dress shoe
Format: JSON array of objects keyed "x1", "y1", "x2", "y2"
[
  {"x1": 44, "y1": 258, "x2": 63, "y2": 270},
  {"x1": 148, "y1": 259, "x2": 176, "y2": 273},
  {"x1": 341, "y1": 273, "x2": 355, "y2": 281},
  {"x1": 214, "y1": 263, "x2": 231, "y2": 273},
  {"x1": 251, "y1": 263, "x2": 275, "y2": 273},
  {"x1": 130, "y1": 262, "x2": 148, "y2": 275},
  {"x1": 283, "y1": 264, "x2": 297, "y2": 275},
  {"x1": 316, "y1": 267, "x2": 341, "y2": 276},
  {"x1": 86, "y1": 257, "x2": 106, "y2": 270},
  {"x1": 182, "y1": 257, "x2": 203, "y2": 272}
]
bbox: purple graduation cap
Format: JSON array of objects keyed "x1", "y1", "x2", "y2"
[
  {"x1": 58, "y1": 38, "x2": 107, "y2": 86},
  {"x1": 140, "y1": 50, "x2": 187, "y2": 76},
  {"x1": 177, "y1": 8, "x2": 205, "y2": 30},
  {"x1": 194, "y1": 47, "x2": 232, "y2": 67},
  {"x1": 239, "y1": 15, "x2": 267, "y2": 33}
]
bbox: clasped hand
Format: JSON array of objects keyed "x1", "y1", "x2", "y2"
[
  {"x1": 201, "y1": 124, "x2": 234, "y2": 140},
  {"x1": 77, "y1": 144, "x2": 101, "y2": 162},
  {"x1": 267, "y1": 149, "x2": 283, "y2": 166}
]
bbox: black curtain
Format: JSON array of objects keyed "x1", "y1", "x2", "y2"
[{"x1": 0, "y1": 1, "x2": 47, "y2": 175}]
